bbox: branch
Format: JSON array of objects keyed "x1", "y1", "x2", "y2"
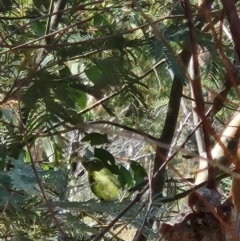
[{"x1": 221, "y1": 0, "x2": 240, "y2": 63}]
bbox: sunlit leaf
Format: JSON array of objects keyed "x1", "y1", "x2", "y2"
[{"x1": 42, "y1": 137, "x2": 55, "y2": 163}]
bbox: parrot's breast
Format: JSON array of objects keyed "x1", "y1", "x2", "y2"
[{"x1": 89, "y1": 168, "x2": 120, "y2": 201}]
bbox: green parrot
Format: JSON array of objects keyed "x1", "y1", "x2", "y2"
[{"x1": 81, "y1": 158, "x2": 121, "y2": 201}]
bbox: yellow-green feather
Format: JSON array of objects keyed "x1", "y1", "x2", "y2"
[
  {"x1": 89, "y1": 168, "x2": 120, "y2": 201},
  {"x1": 82, "y1": 159, "x2": 120, "y2": 201}
]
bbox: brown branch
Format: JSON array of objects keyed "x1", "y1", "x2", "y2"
[
  {"x1": 131, "y1": 1, "x2": 214, "y2": 240},
  {"x1": 221, "y1": 0, "x2": 240, "y2": 63},
  {"x1": 185, "y1": 0, "x2": 215, "y2": 190}
]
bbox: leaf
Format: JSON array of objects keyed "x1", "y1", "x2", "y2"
[
  {"x1": 93, "y1": 15, "x2": 108, "y2": 27},
  {"x1": 0, "y1": 171, "x2": 12, "y2": 188},
  {"x1": 8, "y1": 160, "x2": 45, "y2": 196},
  {"x1": 75, "y1": 90, "x2": 87, "y2": 109},
  {"x1": 104, "y1": 36, "x2": 125, "y2": 50},
  {"x1": 94, "y1": 148, "x2": 119, "y2": 174},
  {"x1": 24, "y1": 150, "x2": 31, "y2": 163},
  {"x1": 64, "y1": 213, "x2": 98, "y2": 237},
  {"x1": 0, "y1": 188, "x2": 25, "y2": 210},
  {"x1": 0, "y1": 0, "x2": 12, "y2": 12},
  {"x1": 44, "y1": 97, "x2": 79, "y2": 124},
  {"x1": 164, "y1": 49, "x2": 188, "y2": 85},
  {"x1": 94, "y1": 148, "x2": 115, "y2": 164},
  {"x1": 44, "y1": 167, "x2": 68, "y2": 200},
  {"x1": 30, "y1": 21, "x2": 46, "y2": 37},
  {"x1": 130, "y1": 160, "x2": 147, "y2": 184},
  {"x1": 85, "y1": 65, "x2": 103, "y2": 84},
  {"x1": 81, "y1": 133, "x2": 110, "y2": 145},
  {"x1": 149, "y1": 38, "x2": 164, "y2": 59},
  {"x1": 118, "y1": 165, "x2": 134, "y2": 188},
  {"x1": 42, "y1": 137, "x2": 55, "y2": 163}
]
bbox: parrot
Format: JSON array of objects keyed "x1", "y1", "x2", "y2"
[{"x1": 81, "y1": 158, "x2": 121, "y2": 201}]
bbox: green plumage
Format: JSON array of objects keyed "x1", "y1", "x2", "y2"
[{"x1": 82, "y1": 158, "x2": 120, "y2": 201}]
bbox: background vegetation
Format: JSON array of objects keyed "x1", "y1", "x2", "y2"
[{"x1": 0, "y1": 0, "x2": 239, "y2": 240}]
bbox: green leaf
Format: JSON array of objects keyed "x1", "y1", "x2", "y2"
[
  {"x1": 0, "y1": 0, "x2": 12, "y2": 12},
  {"x1": 81, "y1": 133, "x2": 110, "y2": 146},
  {"x1": 44, "y1": 97, "x2": 79, "y2": 124},
  {"x1": 44, "y1": 167, "x2": 68, "y2": 200},
  {"x1": 64, "y1": 213, "x2": 98, "y2": 236},
  {"x1": 30, "y1": 21, "x2": 46, "y2": 37},
  {"x1": 42, "y1": 137, "x2": 55, "y2": 163},
  {"x1": 118, "y1": 165, "x2": 133, "y2": 188},
  {"x1": 93, "y1": 15, "x2": 108, "y2": 27},
  {"x1": 75, "y1": 90, "x2": 87, "y2": 109},
  {"x1": 149, "y1": 38, "x2": 164, "y2": 59},
  {"x1": 104, "y1": 36, "x2": 125, "y2": 49},
  {"x1": 164, "y1": 49, "x2": 188, "y2": 85},
  {"x1": 24, "y1": 150, "x2": 31, "y2": 163},
  {"x1": 94, "y1": 148, "x2": 115, "y2": 164},
  {"x1": 0, "y1": 172, "x2": 12, "y2": 188},
  {"x1": 42, "y1": 164, "x2": 50, "y2": 170},
  {"x1": 85, "y1": 65, "x2": 103, "y2": 84},
  {"x1": 0, "y1": 188, "x2": 25, "y2": 210},
  {"x1": 130, "y1": 160, "x2": 147, "y2": 184},
  {"x1": 94, "y1": 148, "x2": 119, "y2": 174},
  {"x1": 9, "y1": 162, "x2": 42, "y2": 196}
]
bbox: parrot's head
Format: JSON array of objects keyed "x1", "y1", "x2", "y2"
[{"x1": 81, "y1": 158, "x2": 104, "y2": 172}]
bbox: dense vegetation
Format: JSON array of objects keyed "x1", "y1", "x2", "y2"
[{"x1": 0, "y1": 0, "x2": 239, "y2": 240}]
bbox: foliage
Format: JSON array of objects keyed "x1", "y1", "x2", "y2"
[{"x1": 0, "y1": 0, "x2": 237, "y2": 240}]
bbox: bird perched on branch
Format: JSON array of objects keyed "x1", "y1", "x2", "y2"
[{"x1": 81, "y1": 157, "x2": 121, "y2": 201}]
